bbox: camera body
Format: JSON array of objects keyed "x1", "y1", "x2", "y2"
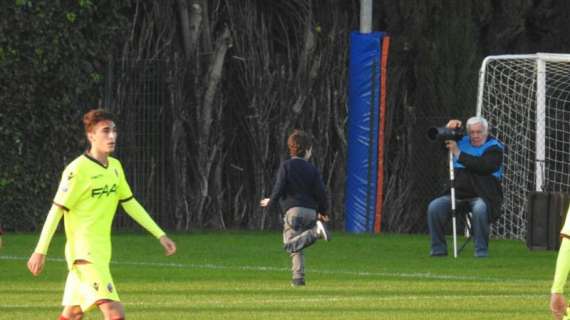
[{"x1": 427, "y1": 127, "x2": 465, "y2": 142}]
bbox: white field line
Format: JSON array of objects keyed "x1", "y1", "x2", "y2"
[
  {"x1": 0, "y1": 255, "x2": 547, "y2": 283},
  {"x1": 127, "y1": 293, "x2": 548, "y2": 305},
  {"x1": 0, "y1": 293, "x2": 548, "y2": 309}
]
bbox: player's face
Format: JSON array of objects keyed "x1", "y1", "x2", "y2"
[
  {"x1": 468, "y1": 122, "x2": 487, "y2": 147},
  {"x1": 88, "y1": 120, "x2": 117, "y2": 154}
]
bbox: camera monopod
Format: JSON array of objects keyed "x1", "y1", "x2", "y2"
[{"x1": 448, "y1": 150, "x2": 459, "y2": 258}]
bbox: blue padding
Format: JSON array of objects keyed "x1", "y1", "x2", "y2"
[{"x1": 345, "y1": 32, "x2": 384, "y2": 233}]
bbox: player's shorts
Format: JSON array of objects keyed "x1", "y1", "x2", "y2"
[{"x1": 62, "y1": 262, "x2": 120, "y2": 311}]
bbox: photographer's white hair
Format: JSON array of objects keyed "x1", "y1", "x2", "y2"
[{"x1": 466, "y1": 116, "x2": 488, "y2": 135}]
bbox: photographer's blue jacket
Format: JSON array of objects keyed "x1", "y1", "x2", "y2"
[
  {"x1": 450, "y1": 135, "x2": 504, "y2": 221},
  {"x1": 453, "y1": 136, "x2": 504, "y2": 180}
]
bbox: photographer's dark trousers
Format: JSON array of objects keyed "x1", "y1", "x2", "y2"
[
  {"x1": 283, "y1": 207, "x2": 319, "y2": 280},
  {"x1": 427, "y1": 195, "x2": 490, "y2": 257}
]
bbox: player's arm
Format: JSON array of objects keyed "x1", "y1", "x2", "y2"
[
  {"x1": 552, "y1": 237, "x2": 570, "y2": 293},
  {"x1": 27, "y1": 204, "x2": 65, "y2": 276},
  {"x1": 551, "y1": 237, "x2": 570, "y2": 319},
  {"x1": 116, "y1": 160, "x2": 176, "y2": 255},
  {"x1": 313, "y1": 169, "x2": 329, "y2": 221},
  {"x1": 121, "y1": 198, "x2": 176, "y2": 256},
  {"x1": 260, "y1": 162, "x2": 287, "y2": 208},
  {"x1": 551, "y1": 207, "x2": 570, "y2": 319}
]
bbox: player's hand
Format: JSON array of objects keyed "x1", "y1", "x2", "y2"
[
  {"x1": 551, "y1": 293, "x2": 567, "y2": 320},
  {"x1": 259, "y1": 198, "x2": 270, "y2": 207},
  {"x1": 27, "y1": 252, "x2": 46, "y2": 276},
  {"x1": 159, "y1": 236, "x2": 177, "y2": 256},
  {"x1": 318, "y1": 213, "x2": 330, "y2": 222},
  {"x1": 446, "y1": 119, "x2": 462, "y2": 129}
]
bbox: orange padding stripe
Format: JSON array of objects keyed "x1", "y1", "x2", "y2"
[{"x1": 374, "y1": 35, "x2": 391, "y2": 234}]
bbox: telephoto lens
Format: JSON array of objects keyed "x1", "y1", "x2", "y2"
[{"x1": 427, "y1": 127, "x2": 465, "y2": 142}]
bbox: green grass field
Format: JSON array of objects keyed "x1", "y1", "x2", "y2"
[{"x1": 0, "y1": 231, "x2": 560, "y2": 319}]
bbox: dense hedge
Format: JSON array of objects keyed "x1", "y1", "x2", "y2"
[{"x1": 0, "y1": 0, "x2": 129, "y2": 230}]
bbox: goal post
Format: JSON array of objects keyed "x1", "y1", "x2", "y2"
[{"x1": 477, "y1": 53, "x2": 570, "y2": 240}]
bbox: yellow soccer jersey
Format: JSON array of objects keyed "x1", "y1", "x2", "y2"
[
  {"x1": 53, "y1": 154, "x2": 133, "y2": 268},
  {"x1": 562, "y1": 206, "x2": 570, "y2": 238}
]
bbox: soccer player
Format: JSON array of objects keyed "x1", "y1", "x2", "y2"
[
  {"x1": 260, "y1": 129, "x2": 330, "y2": 287},
  {"x1": 27, "y1": 109, "x2": 177, "y2": 320},
  {"x1": 551, "y1": 209, "x2": 570, "y2": 320}
]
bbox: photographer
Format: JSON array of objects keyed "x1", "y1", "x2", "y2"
[{"x1": 427, "y1": 116, "x2": 504, "y2": 257}]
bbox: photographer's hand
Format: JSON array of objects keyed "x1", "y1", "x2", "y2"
[
  {"x1": 445, "y1": 140, "x2": 461, "y2": 157},
  {"x1": 446, "y1": 119, "x2": 462, "y2": 129}
]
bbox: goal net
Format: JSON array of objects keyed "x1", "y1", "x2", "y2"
[{"x1": 477, "y1": 53, "x2": 570, "y2": 240}]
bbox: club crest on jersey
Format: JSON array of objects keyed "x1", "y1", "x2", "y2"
[
  {"x1": 93, "y1": 282, "x2": 99, "y2": 291},
  {"x1": 91, "y1": 184, "x2": 117, "y2": 198}
]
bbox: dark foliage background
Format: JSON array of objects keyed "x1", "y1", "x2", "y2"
[
  {"x1": 2, "y1": 0, "x2": 570, "y2": 232},
  {"x1": 0, "y1": 0, "x2": 129, "y2": 230}
]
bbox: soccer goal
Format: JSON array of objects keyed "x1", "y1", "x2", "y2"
[{"x1": 477, "y1": 53, "x2": 570, "y2": 240}]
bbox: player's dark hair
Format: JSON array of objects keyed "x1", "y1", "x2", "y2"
[
  {"x1": 83, "y1": 109, "x2": 115, "y2": 134},
  {"x1": 287, "y1": 129, "x2": 312, "y2": 157}
]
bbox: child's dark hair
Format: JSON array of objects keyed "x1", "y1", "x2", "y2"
[
  {"x1": 287, "y1": 129, "x2": 312, "y2": 157},
  {"x1": 83, "y1": 109, "x2": 115, "y2": 134}
]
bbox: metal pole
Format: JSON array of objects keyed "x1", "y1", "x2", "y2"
[
  {"x1": 449, "y1": 151, "x2": 458, "y2": 258},
  {"x1": 536, "y1": 58, "x2": 546, "y2": 191},
  {"x1": 360, "y1": 0, "x2": 372, "y2": 33}
]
